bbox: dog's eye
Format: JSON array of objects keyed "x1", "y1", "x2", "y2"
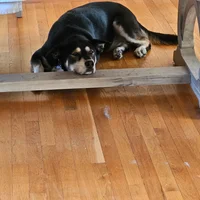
[
  {"x1": 70, "y1": 52, "x2": 81, "y2": 61},
  {"x1": 71, "y1": 52, "x2": 80, "y2": 57}
]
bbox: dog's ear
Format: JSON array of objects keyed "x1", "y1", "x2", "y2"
[{"x1": 92, "y1": 39, "x2": 111, "y2": 53}]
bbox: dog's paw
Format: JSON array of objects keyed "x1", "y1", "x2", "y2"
[
  {"x1": 52, "y1": 65, "x2": 64, "y2": 72},
  {"x1": 31, "y1": 63, "x2": 44, "y2": 73},
  {"x1": 134, "y1": 46, "x2": 147, "y2": 58},
  {"x1": 113, "y1": 47, "x2": 124, "y2": 60}
]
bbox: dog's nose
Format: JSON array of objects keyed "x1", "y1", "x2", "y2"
[{"x1": 85, "y1": 61, "x2": 94, "y2": 68}]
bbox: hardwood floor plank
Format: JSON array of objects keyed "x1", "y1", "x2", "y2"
[
  {"x1": 138, "y1": 85, "x2": 200, "y2": 200},
  {"x1": 163, "y1": 85, "x2": 200, "y2": 160},
  {"x1": 113, "y1": 87, "x2": 172, "y2": 200},
  {"x1": 88, "y1": 89, "x2": 137, "y2": 200},
  {"x1": 174, "y1": 84, "x2": 200, "y2": 141},
  {"x1": 50, "y1": 91, "x2": 81, "y2": 200},
  {"x1": 89, "y1": 88, "x2": 150, "y2": 200},
  {"x1": 42, "y1": 145, "x2": 64, "y2": 199},
  {"x1": 92, "y1": 163, "x2": 115, "y2": 200},
  {"x1": 0, "y1": 94, "x2": 12, "y2": 200},
  {"x1": 65, "y1": 91, "x2": 103, "y2": 200},
  {"x1": 0, "y1": 0, "x2": 200, "y2": 199},
  {"x1": 26, "y1": 3, "x2": 41, "y2": 53},
  {"x1": 0, "y1": 15, "x2": 9, "y2": 53},
  {"x1": 12, "y1": 164, "x2": 30, "y2": 200},
  {"x1": 76, "y1": 90, "x2": 105, "y2": 164},
  {"x1": 26, "y1": 121, "x2": 47, "y2": 198},
  {"x1": 150, "y1": 85, "x2": 200, "y2": 197}
]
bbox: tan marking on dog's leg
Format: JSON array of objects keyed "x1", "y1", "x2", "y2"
[{"x1": 113, "y1": 21, "x2": 150, "y2": 58}]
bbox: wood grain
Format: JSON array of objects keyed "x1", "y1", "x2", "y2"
[
  {"x1": 0, "y1": 0, "x2": 199, "y2": 199},
  {"x1": 0, "y1": 67, "x2": 190, "y2": 92}
]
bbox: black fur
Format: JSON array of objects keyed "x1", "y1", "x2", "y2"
[
  {"x1": 31, "y1": 1, "x2": 178, "y2": 74},
  {"x1": 139, "y1": 24, "x2": 178, "y2": 45}
]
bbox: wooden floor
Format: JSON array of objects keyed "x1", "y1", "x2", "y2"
[{"x1": 1, "y1": 0, "x2": 200, "y2": 199}]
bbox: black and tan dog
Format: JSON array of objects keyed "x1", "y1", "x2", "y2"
[{"x1": 31, "y1": 1, "x2": 177, "y2": 75}]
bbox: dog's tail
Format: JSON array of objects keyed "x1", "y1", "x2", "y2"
[{"x1": 140, "y1": 24, "x2": 178, "y2": 45}]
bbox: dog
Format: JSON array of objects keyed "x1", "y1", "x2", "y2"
[{"x1": 30, "y1": 1, "x2": 178, "y2": 75}]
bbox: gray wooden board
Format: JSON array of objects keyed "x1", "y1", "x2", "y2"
[{"x1": 0, "y1": 67, "x2": 190, "y2": 92}]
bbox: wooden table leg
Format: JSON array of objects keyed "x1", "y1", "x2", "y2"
[
  {"x1": 174, "y1": 0, "x2": 200, "y2": 106},
  {"x1": 16, "y1": 1, "x2": 22, "y2": 18}
]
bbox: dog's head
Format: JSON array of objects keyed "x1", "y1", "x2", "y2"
[
  {"x1": 31, "y1": 38, "x2": 108, "y2": 74},
  {"x1": 57, "y1": 38, "x2": 107, "y2": 75}
]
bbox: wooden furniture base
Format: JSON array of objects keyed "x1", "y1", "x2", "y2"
[
  {"x1": 0, "y1": 67, "x2": 189, "y2": 92},
  {"x1": 173, "y1": 0, "x2": 200, "y2": 105}
]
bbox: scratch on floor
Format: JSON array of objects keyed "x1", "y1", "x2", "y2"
[{"x1": 104, "y1": 106, "x2": 111, "y2": 119}]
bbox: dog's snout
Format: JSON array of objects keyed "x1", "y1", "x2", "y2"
[{"x1": 85, "y1": 61, "x2": 94, "y2": 68}]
